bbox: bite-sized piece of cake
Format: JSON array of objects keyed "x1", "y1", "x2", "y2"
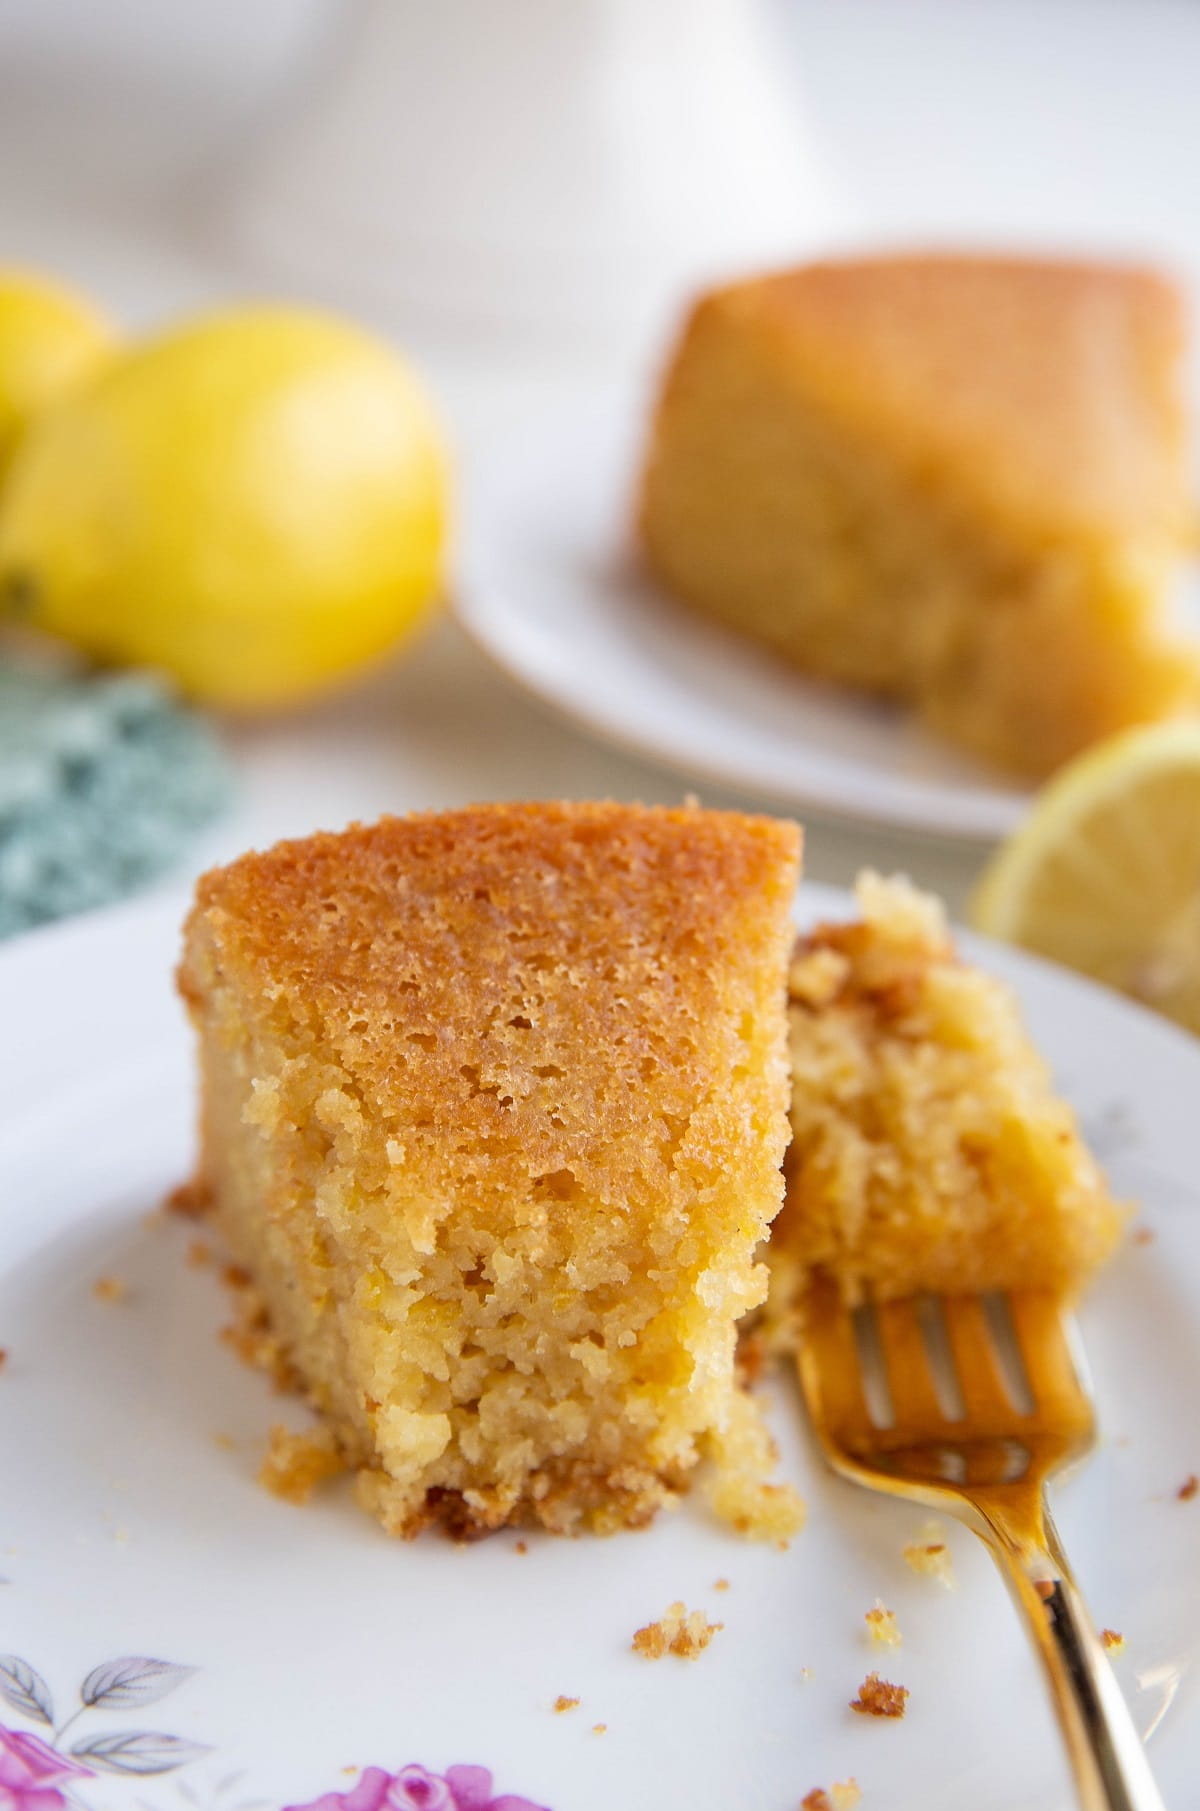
[
  {"x1": 639, "y1": 254, "x2": 1197, "y2": 777},
  {"x1": 178, "y1": 801, "x2": 801, "y2": 1537},
  {"x1": 771, "y1": 873, "x2": 1124, "y2": 1306}
]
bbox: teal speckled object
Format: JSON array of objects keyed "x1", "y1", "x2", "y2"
[{"x1": 0, "y1": 654, "x2": 232, "y2": 938}]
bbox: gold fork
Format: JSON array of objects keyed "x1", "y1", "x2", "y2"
[{"x1": 797, "y1": 1279, "x2": 1167, "y2": 1811}]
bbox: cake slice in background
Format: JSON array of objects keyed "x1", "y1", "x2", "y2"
[
  {"x1": 770, "y1": 873, "x2": 1124, "y2": 1312},
  {"x1": 178, "y1": 801, "x2": 801, "y2": 1537},
  {"x1": 639, "y1": 253, "x2": 1196, "y2": 778}
]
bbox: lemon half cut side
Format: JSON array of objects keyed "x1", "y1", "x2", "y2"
[{"x1": 972, "y1": 719, "x2": 1200, "y2": 1034}]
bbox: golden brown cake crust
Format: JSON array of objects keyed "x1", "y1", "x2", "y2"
[
  {"x1": 181, "y1": 801, "x2": 801, "y2": 1538},
  {"x1": 183, "y1": 801, "x2": 799, "y2": 1220},
  {"x1": 638, "y1": 253, "x2": 1196, "y2": 778},
  {"x1": 684, "y1": 254, "x2": 1189, "y2": 543}
]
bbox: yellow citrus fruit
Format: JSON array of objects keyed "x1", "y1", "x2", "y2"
[
  {"x1": 0, "y1": 269, "x2": 115, "y2": 477},
  {"x1": 0, "y1": 304, "x2": 448, "y2": 708},
  {"x1": 971, "y1": 719, "x2": 1200, "y2": 1033}
]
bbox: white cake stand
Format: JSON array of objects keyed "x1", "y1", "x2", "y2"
[{"x1": 211, "y1": 0, "x2": 848, "y2": 352}]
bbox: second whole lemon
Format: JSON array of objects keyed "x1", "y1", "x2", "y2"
[
  {"x1": 0, "y1": 305, "x2": 448, "y2": 708},
  {"x1": 0, "y1": 268, "x2": 115, "y2": 478}
]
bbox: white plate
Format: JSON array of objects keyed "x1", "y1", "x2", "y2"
[
  {"x1": 2, "y1": 886, "x2": 1198, "y2": 1811},
  {"x1": 456, "y1": 411, "x2": 1037, "y2": 843}
]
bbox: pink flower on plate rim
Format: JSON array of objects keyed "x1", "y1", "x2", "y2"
[
  {"x1": 0, "y1": 1725, "x2": 94, "y2": 1811},
  {"x1": 284, "y1": 1761, "x2": 549, "y2": 1811}
]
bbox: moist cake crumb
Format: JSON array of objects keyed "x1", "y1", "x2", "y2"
[
  {"x1": 850, "y1": 1673, "x2": 909, "y2": 1719},
  {"x1": 165, "y1": 1179, "x2": 209, "y2": 1218},
  {"x1": 903, "y1": 1525, "x2": 956, "y2": 1588},
  {"x1": 259, "y1": 1424, "x2": 345, "y2": 1505},
  {"x1": 864, "y1": 1602, "x2": 901, "y2": 1647},
  {"x1": 219, "y1": 1268, "x2": 299, "y2": 1392},
  {"x1": 633, "y1": 1602, "x2": 723, "y2": 1660},
  {"x1": 802, "y1": 1784, "x2": 862, "y2": 1811},
  {"x1": 93, "y1": 1276, "x2": 127, "y2": 1303},
  {"x1": 735, "y1": 1328, "x2": 768, "y2": 1388},
  {"x1": 1178, "y1": 1474, "x2": 1198, "y2": 1501},
  {"x1": 553, "y1": 1696, "x2": 579, "y2": 1713},
  {"x1": 705, "y1": 1391, "x2": 806, "y2": 1541},
  {"x1": 1101, "y1": 1629, "x2": 1126, "y2": 1653},
  {"x1": 713, "y1": 1578, "x2": 730, "y2": 1592},
  {"x1": 514, "y1": 1540, "x2": 528, "y2": 1555},
  {"x1": 771, "y1": 874, "x2": 1124, "y2": 1307},
  {"x1": 178, "y1": 802, "x2": 801, "y2": 1539},
  {"x1": 591, "y1": 1725, "x2": 607, "y2": 1736}
]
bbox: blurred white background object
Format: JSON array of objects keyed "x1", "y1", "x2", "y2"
[{"x1": 211, "y1": 0, "x2": 847, "y2": 354}]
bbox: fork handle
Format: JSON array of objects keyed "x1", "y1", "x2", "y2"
[{"x1": 978, "y1": 1496, "x2": 1167, "y2": 1811}]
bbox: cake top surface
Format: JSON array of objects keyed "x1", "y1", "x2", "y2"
[
  {"x1": 711, "y1": 253, "x2": 1189, "y2": 543},
  {"x1": 184, "y1": 801, "x2": 800, "y2": 1211}
]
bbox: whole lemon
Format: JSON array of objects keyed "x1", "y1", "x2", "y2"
[
  {"x1": 0, "y1": 269, "x2": 115, "y2": 477},
  {"x1": 0, "y1": 305, "x2": 448, "y2": 708}
]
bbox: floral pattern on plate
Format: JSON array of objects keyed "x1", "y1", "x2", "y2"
[
  {"x1": 285, "y1": 1762, "x2": 548, "y2": 1811},
  {"x1": 0, "y1": 1651, "x2": 550, "y2": 1811},
  {"x1": 0, "y1": 1652, "x2": 207, "y2": 1806}
]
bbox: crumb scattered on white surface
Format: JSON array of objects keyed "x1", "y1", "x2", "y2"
[
  {"x1": 632, "y1": 1601, "x2": 723, "y2": 1660},
  {"x1": 903, "y1": 1522, "x2": 956, "y2": 1588},
  {"x1": 864, "y1": 1601, "x2": 901, "y2": 1647}
]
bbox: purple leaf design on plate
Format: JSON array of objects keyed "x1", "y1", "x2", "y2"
[
  {"x1": 0, "y1": 1654, "x2": 54, "y2": 1725},
  {"x1": 70, "y1": 1731, "x2": 211, "y2": 1775},
  {"x1": 80, "y1": 1656, "x2": 196, "y2": 1710}
]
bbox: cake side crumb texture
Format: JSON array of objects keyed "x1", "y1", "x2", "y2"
[
  {"x1": 771, "y1": 872, "x2": 1125, "y2": 1307},
  {"x1": 179, "y1": 801, "x2": 800, "y2": 1536}
]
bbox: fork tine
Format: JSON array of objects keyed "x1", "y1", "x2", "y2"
[
  {"x1": 1008, "y1": 1292, "x2": 1088, "y2": 1422},
  {"x1": 874, "y1": 1298, "x2": 948, "y2": 1432},
  {"x1": 942, "y1": 1295, "x2": 1017, "y2": 1422},
  {"x1": 797, "y1": 1275, "x2": 876, "y2": 1448}
]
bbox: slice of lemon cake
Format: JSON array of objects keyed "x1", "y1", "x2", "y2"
[
  {"x1": 639, "y1": 254, "x2": 1196, "y2": 777},
  {"x1": 772, "y1": 873, "x2": 1123, "y2": 1307},
  {"x1": 178, "y1": 801, "x2": 800, "y2": 1536}
]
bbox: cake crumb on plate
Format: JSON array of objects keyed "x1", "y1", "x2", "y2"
[
  {"x1": 633, "y1": 1601, "x2": 723, "y2": 1660},
  {"x1": 259, "y1": 1424, "x2": 345, "y2": 1505},
  {"x1": 903, "y1": 1524, "x2": 956, "y2": 1588},
  {"x1": 1178, "y1": 1474, "x2": 1198, "y2": 1501},
  {"x1": 850, "y1": 1673, "x2": 909, "y2": 1719},
  {"x1": 553, "y1": 1696, "x2": 579, "y2": 1713},
  {"x1": 864, "y1": 1602, "x2": 901, "y2": 1647},
  {"x1": 802, "y1": 1783, "x2": 861, "y2": 1811},
  {"x1": 92, "y1": 1275, "x2": 127, "y2": 1303},
  {"x1": 704, "y1": 1392, "x2": 806, "y2": 1542},
  {"x1": 187, "y1": 1239, "x2": 212, "y2": 1267},
  {"x1": 1101, "y1": 1628, "x2": 1126, "y2": 1653},
  {"x1": 714, "y1": 1578, "x2": 730, "y2": 1592},
  {"x1": 165, "y1": 1179, "x2": 209, "y2": 1218},
  {"x1": 591, "y1": 1725, "x2": 607, "y2": 1736}
]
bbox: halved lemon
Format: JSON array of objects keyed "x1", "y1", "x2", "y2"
[{"x1": 971, "y1": 720, "x2": 1200, "y2": 1034}]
